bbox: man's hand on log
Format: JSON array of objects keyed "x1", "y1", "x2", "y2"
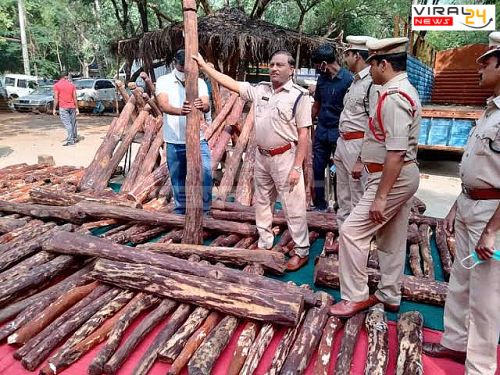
[
  {"x1": 192, "y1": 53, "x2": 207, "y2": 70},
  {"x1": 181, "y1": 101, "x2": 192, "y2": 115},
  {"x1": 193, "y1": 98, "x2": 206, "y2": 112}
]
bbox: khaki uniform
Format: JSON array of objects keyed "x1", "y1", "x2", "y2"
[
  {"x1": 339, "y1": 73, "x2": 421, "y2": 304},
  {"x1": 239, "y1": 80, "x2": 312, "y2": 256},
  {"x1": 334, "y1": 66, "x2": 380, "y2": 228},
  {"x1": 440, "y1": 96, "x2": 500, "y2": 375}
]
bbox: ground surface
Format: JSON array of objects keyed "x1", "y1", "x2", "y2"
[{"x1": 0, "y1": 111, "x2": 462, "y2": 218}]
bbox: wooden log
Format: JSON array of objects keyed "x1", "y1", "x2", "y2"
[
  {"x1": 167, "y1": 311, "x2": 221, "y2": 375},
  {"x1": 312, "y1": 316, "x2": 343, "y2": 375},
  {"x1": 322, "y1": 231, "x2": 338, "y2": 256},
  {"x1": 29, "y1": 186, "x2": 141, "y2": 208},
  {"x1": 396, "y1": 311, "x2": 424, "y2": 375},
  {"x1": 7, "y1": 281, "x2": 99, "y2": 345},
  {"x1": 139, "y1": 72, "x2": 156, "y2": 98},
  {"x1": 234, "y1": 235, "x2": 258, "y2": 248},
  {"x1": 419, "y1": 224, "x2": 435, "y2": 279},
  {"x1": 44, "y1": 231, "x2": 318, "y2": 306},
  {"x1": 132, "y1": 87, "x2": 147, "y2": 110},
  {"x1": 226, "y1": 320, "x2": 259, "y2": 375},
  {"x1": 78, "y1": 96, "x2": 136, "y2": 190},
  {"x1": 93, "y1": 258, "x2": 303, "y2": 326},
  {"x1": 239, "y1": 322, "x2": 275, "y2": 374},
  {"x1": 211, "y1": 207, "x2": 338, "y2": 232},
  {"x1": 133, "y1": 127, "x2": 164, "y2": 186},
  {"x1": 367, "y1": 240, "x2": 380, "y2": 269},
  {"x1": 0, "y1": 200, "x2": 86, "y2": 224},
  {"x1": 121, "y1": 115, "x2": 162, "y2": 192},
  {"x1": 0, "y1": 251, "x2": 55, "y2": 286},
  {"x1": 364, "y1": 304, "x2": 389, "y2": 375},
  {"x1": 314, "y1": 256, "x2": 448, "y2": 306},
  {"x1": 115, "y1": 80, "x2": 130, "y2": 102},
  {"x1": 0, "y1": 262, "x2": 94, "y2": 330},
  {"x1": 210, "y1": 124, "x2": 237, "y2": 172},
  {"x1": 88, "y1": 293, "x2": 159, "y2": 375},
  {"x1": 280, "y1": 292, "x2": 333, "y2": 375},
  {"x1": 128, "y1": 226, "x2": 167, "y2": 244},
  {"x1": 208, "y1": 71, "x2": 222, "y2": 115},
  {"x1": 435, "y1": 221, "x2": 452, "y2": 280},
  {"x1": 158, "y1": 306, "x2": 210, "y2": 362},
  {"x1": 210, "y1": 96, "x2": 245, "y2": 148},
  {"x1": 304, "y1": 128, "x2": 314, "y2": 207},
  {"x1": 273, "y1": 229, "x2": 292, "y2": 253},
  {"x1": 204, "y1": 93, "x2": 238, "y2": 141},
  {"x1": 0, "y1": 220, "x2": 53, "y2": 249},
  {"x1": 411, "y1": 196, "x2": 427, "y2": 214},
  {"x1": 187, "y1": 315, "x2": 239, "y2": 375},
  {"x1": 447, "y1": 234, "x2": 456, "y2": 261},
  {"x1": 408, "y1": 244, "x2": 424, "y2": 277},
  {"x1": 143, "y1": 92, "x2": 162, "y2": 117},
  {"x1": 214, "y1": 233, "x2": 242, "y2": 247},
  {"x1": 0, "y1": 254, "x2": 77, "y2": 307},
  {"x1": 334, "y1": 312, "x2": 366, "y2": 375},
  {"x1": 43, "y1": 293, "x2": 141, "y2": 375},
  {"x1": 126, "y1": 163, "x2": 170, "y2": 204},
  {"x1": 139, "y1": 242, "x2": 287, "y2": 274},
  {"x1": 0, "y1": 217, "x2": 28, "y2": 233},
  {"x1": 103, "y1": 299, "x2": 177, "y2": 374},
  {"x1": 132, "y1": 304, "x2": 192, "y2": 375},
  {"x1": 43, "y1": 290, "x2": 134, "y2": 373},
  {"x1": 217, "y1": 106, "x2": 255, "y2": 200},
  {"x1": 235, "y1": 130, "x2": 257, "y2": 206},
  {"x1": 158, "y1": 229, "x2": 184, "y2": 243},
  {"x1": 14, "y1": 284, "x2": 112, "y2": 364}
]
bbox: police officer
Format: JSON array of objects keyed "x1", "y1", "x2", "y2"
[
  {"x1": 329, "y1": 37, "x2": 422, "y2": 317},
  {"x1": 335, "y1": 35, "x2": 379, "y2": 230},
  {"x1": 193, "y1": 51, "x2": 312, "y2": 271},
  {"x1": 423, "y1": 32, "x2": 500, "y2": 375}
]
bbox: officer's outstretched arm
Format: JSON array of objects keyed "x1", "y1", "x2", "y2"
[{"x1": 193, "y1": 54, "x2": 241, "y2": 93}]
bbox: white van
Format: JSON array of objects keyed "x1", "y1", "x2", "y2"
[{"x1": 3, "y1": 74, "x2": 40, "y2": 99}]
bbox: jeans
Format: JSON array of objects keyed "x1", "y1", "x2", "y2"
[
  {"x1": 313, "y1": 135, "x2": 338, "y2": 209},
  {"x1": 166, "y1": 140, "x2": 212, "y2": 214},
  {"x1": 59, "y1": 108, "x2": 78, "y2": 143}
]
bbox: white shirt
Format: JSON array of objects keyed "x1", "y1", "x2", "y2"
[{"x1": 156, "y1": 71, "x2": 209, "y2": 144}]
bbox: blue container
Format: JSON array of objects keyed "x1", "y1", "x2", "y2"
[
  {"x1": 419, "y1": 118, "x2": 432, "y2": 144},
  {"x1": 448, "y1": 119, "x2": 474, "y2": 147},
  {"x1": 428, "y1": 118, "x2": 452, "y2": 146}
]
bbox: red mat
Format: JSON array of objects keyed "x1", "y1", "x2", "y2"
[{"x1": 1, "y1": 316, "x2": 499, "y2": 375}]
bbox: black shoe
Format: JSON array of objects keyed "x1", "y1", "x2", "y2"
[{"x1": 62, "y1": 141, "x2": 75, "y2": 146}]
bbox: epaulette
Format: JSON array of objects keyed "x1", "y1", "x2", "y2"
[
  {"x1": 257, "y1": 81, "x2": 272, "y2": 87},
  {"x1": 292, "y1": 83, "x2": 308, "y2": 95},
  {"x1": 385, "y1": 87, "x2": 400, "y2": 95}
]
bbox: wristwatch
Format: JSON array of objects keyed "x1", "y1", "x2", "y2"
[{"x1": 293, "y1": 166, "x2": 303, "y2": 173}]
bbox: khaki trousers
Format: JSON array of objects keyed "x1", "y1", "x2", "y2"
[
  {"x1": 334, "y1": 137, "x2": 366, "y2": 229},
  {"x1": 339, "y1": 163, "x2": 419, "y2": 304},
  {"x1": 254, "y1": 148, "x2": 309, "y2": 256},
  {"x1": 440, "y1": 194, "x2": 500, "y2": 375}
]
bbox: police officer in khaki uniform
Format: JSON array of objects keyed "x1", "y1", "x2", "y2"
[
  {"x1": 193, "y1": 51, "x2": 312, "y2": 271},
  {"x1": 423, "y1": 32, "x2": 500, "y2": 375},
  {"x1": 329, "y1": 37, "x2": 422, "y2": 317},
  {"x1": 334, "y1": 35, "x2": 379, "y2": 229}
]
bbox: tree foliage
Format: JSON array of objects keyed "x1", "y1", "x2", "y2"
[{"x1": 0, "y1": 0, "x2": 492, "y2": 77}]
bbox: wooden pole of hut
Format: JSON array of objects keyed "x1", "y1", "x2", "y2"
[{"x1": 182, "y1": 0, "x2": 204, "y2": 244}]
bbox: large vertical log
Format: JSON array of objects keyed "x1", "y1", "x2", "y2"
[
  {"x1": 334, "y1": 312, "x2": 366, "y2": 375},
  {"x1": 132, "y1": 304, "x2": 192, "y2": 375},
  {"x1": 396, "y1": 311, "x2": 423, "y2": 375},
  {"x1": 280, "y1": 292, "x2": 333, "y2": 374},
  {"x1": 88, "y1": 293, "x2": 159, "y2": 375},
  {"x1": 312, "y1": 316, "x2": 342, "y2": 375},
  {"x1": 103, "y1": 299, "x2": 177, "y2": 374},
  {"x1": 364, "y1": 304, "x2": 389, "y2": 375},
  {"x1": 182, "y1": 0, "x2": 203, "y2": 244},
  {"x1": 167, "y1": 311, "x2": 221, "y2": 375},
  {"x1": 419, "y1": 224, "x2": 435, "y2": 279},
  {"x1": 120, "y1": 115, "x2": 162, "y2": 192},
  {"x1": 235, "y1": 130, "x2": 257, "y2": 206},
  {"x1": 217, "y1": 106, "x2": 255, "y2": 201},
  {"x1": 79, "y1": 96, "x2": 136, "y2": 190}
]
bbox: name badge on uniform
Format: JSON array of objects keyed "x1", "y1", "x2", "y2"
[{"x1": 261, "y1": 96, "x2": 269, "y2": 101}]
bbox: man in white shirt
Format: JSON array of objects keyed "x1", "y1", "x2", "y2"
[{"x1": 156, "y1": 49, "x2": 212, "y2": 214}]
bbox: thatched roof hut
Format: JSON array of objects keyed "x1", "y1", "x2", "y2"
[{"x1": 114, "y1": 7, "x2": 337, "y2": 79}]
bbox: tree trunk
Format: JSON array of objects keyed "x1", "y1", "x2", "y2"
[
  {"x1": 334, "y1": 312, "x2": 366, "y2": 375},
  {"x1": 396, "y1": 311, "x2": 424, "y2": 375},
  {"x1": 364, "y1": 304, "x2": 389, "y2": 375}
]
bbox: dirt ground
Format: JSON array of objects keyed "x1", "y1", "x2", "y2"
[{"x1": 0, "y1": 111, "x2": 462, "y2": 218}]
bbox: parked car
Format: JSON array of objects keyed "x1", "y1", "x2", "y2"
[
  {"x1": 12, "y1": 85, "x2": 54, "y2": 113},
  {"x1": 3, "y1": 74, "x2": 40, "y2": 100}
]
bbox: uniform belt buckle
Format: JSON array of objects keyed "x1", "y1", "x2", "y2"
[
  {"x1": 259, "y1": 148, "x2": 271, "y2": 157},
  {"x1": 461, "y1": 184, "x2": 470, "y2": 196}
]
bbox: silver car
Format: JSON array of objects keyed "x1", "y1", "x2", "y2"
[{"x1": 12, "y1": 85, "x2": 54, "y2": 113}]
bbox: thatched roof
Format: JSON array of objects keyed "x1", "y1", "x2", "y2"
[{"x1": 114, "y1": 7, "x2": 336, "y2": 76}]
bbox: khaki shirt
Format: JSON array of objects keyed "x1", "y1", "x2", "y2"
[
  {"x1": 239, "y1": 80, "x2": 312, "y2": 149},
  {"x1": 339, "y1": 66, "x2": 380, "y2": 133},
  {"x1": 460, "y1": 96, "x2": 500, "y2": 189},
  {"x1": 361, "y1": 73, "x2": 422, "y2": 164}
]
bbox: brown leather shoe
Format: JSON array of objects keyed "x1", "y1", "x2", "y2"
[
  {"x1": 423, "y1": 342, "x2": 466, "y2": 364},
  {"x1": 328, "y1": 298, "x2": 378, "y2": 318},
  {"x1": 369, "y1": 295, "x2": 400, "y2": 313},
  {"x1": 286, "y1": 255, "x2": 308, "y2": 271}
]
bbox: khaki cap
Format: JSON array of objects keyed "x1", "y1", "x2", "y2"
[
  {"x1": 366, "y1": 37, "x2": 408, "y2": 62},
  {"x1": 345, "y1": 35, "x2": 377, "y2": 52},
  {"x1": 476, "y1": 31, "x2": 500, "y2": 63}
]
